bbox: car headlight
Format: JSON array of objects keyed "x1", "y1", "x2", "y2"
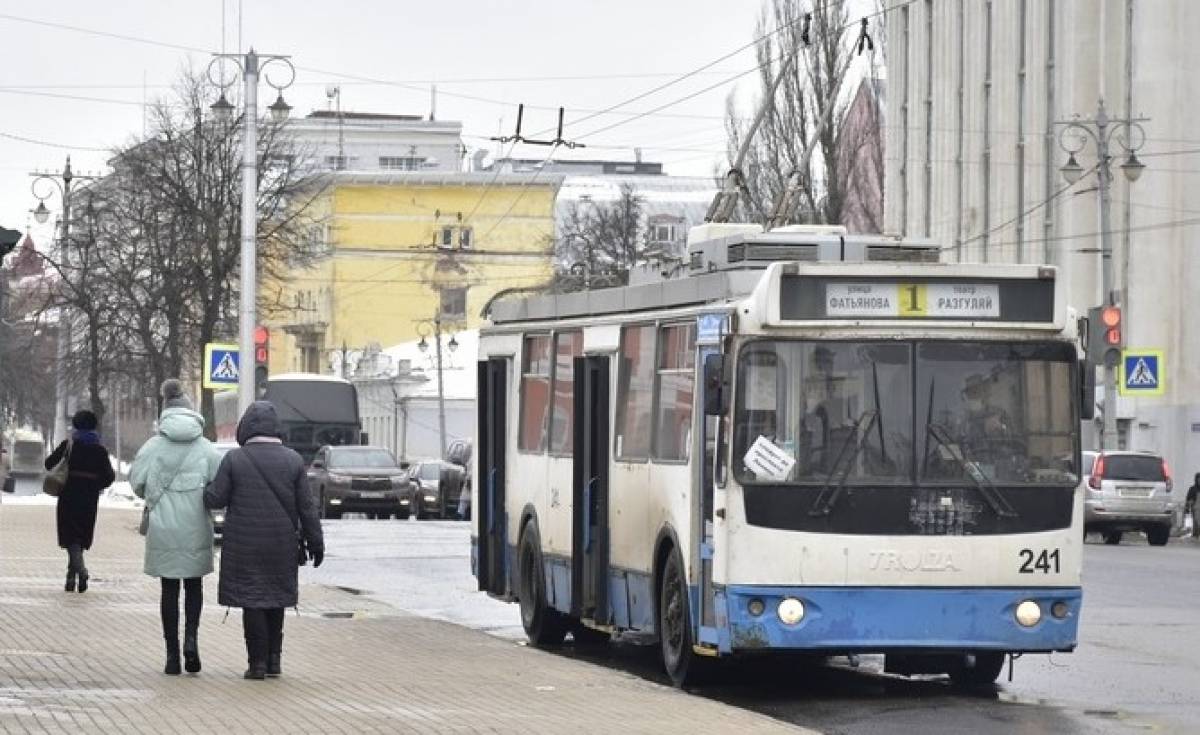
[
  {"x1": 328, "y1": 473, "x2": 352, "y2": 485},
  {"x1": 424, "y1": 494, "x2": 437, "y2": 502},
  {"x1": 1015, "y1": 600, "x2": 1042, "y2": 627},
  {"x1": 212, "y1": 512, "x2": 225, "y2": 524},
  {"x1": 777, "y1": 597, "x2": 806, "y2": 625}
]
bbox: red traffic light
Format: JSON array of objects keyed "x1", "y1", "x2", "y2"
[
  {"x1": 1100, "y1": 306, "x2": 1121, "y2": 328},
  {"x1": 254, "y1": 326, "x2": 270, "y2": 346},
  {"x1": 1104, "y1": 328, "x2": 1122, "y2": 345}
]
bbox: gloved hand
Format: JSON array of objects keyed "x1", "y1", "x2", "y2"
[{"x1": 310, "y1": 545, "x2": 324, "y2": 568}]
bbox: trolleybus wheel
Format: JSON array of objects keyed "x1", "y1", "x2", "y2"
[
  {"x1": 1103, "y1": 531, "x2": 1123, "y2": 545},
  {"x1": 659, "y1": 550, "x2": 705, "y2": 687},
  {"x1": 1146, "y1": 526, "x2": 1170, "y2": 546},
  {"x1": 950, "y1": 652, "x2": 1005, "y2": 687},
  {"x1": 518, "y1": 522, "x2": 567, "y2": 646}
]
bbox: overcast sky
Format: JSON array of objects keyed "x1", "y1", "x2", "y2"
[{"x1": 1, "y1": 0, "x2": 876, "y2": 246}]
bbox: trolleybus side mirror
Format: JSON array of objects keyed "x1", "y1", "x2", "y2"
[
  {"x1": 703, "y1": 354, "x2": 731, "y2": 416},
  {"x1": 1080, "y1": 360, "x2": 1096, "y2": 421}
]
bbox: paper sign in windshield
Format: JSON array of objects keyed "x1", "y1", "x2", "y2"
[{"x1": 743, "y1": 436, "x2": 796, "y2": 482}]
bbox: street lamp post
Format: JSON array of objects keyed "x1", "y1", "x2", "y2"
[
  {"x1": 207, "y1": 49, "x2": 294, "y2": 417},
  {"x1": 1058, "y1": 99, "x2": 1148, "y2": 451},
  {"x1": 417, "y1": 318, "x2": 460, "y2": 460},
  {"x1": 31, "y1": 157, "x2": 98, "y2": 444}
]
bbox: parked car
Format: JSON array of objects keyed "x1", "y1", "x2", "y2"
[
  {"x1": 407, "y1": 459, "x2": 467, "y2": 520},
  {"x1": 309, "y1": 445, "x2": 410, "y2": 519},
  {"x1": 1083, "y1": 450, "x2": 1176, "y2": 545},
  {"x1": 210, "y1": 442, "x2": 238, "y2": 541}
]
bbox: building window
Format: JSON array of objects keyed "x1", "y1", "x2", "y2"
[
  {"x1": 459, "y1": 227, "x2": 473, "y2": 249},
  {"x1": 615, "y1": 324, "x2": 656, "y2": 460},
  {"x1": 651, "y1": 224, "x2": 676, "y2": 243},
  {"x1": 379, "y1": 156, "x2": 426, "y2": 171},
  {"x1": 549, "y1": 331, "x2": 584, "y2": 455},
  {"x1": 440, "y1": 226, "x2": 454, "y2": 248},
  {"x1": 520, "y1": 335, "x2": 553, "y2": 453},
  {"x1": 654, "y1": 323, "x2": 696, "y2": 461},
  {"x1": 439, "y1": 287, "x2": 467, "y2": 321},
  {"x1": 325, "y1": 155, "x2": 349, "y2": 170}
]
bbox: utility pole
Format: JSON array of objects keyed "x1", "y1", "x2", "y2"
[
  {"x1": 1057, "y1": 100, "x2": 1147, "y2": 451},
  {"x1": 417, "y1": 315, "x2": 458, "y2": 460}
]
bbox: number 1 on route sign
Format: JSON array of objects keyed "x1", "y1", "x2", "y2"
[{"x1": 203, "y1": 343, "x2": 240, "y2": 390}]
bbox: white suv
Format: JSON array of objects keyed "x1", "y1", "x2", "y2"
[{"x1": 1083, "y1": 450, "x2": 1176, "y2": 546}]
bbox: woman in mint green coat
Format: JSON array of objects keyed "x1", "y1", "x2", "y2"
[{"x1": 131, "y1": 380, "x2": 221, "y2": 676}]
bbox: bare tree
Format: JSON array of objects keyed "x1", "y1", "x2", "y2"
[
  {"x1": 39, "y1": 70, "x2": 328, "y2": 436},
  {"x1": 723, "y1": 0, "x2": 882, "y2": 227},
  {"x1": 554, "y1": 184, "x2": 648, "y2": 290}
]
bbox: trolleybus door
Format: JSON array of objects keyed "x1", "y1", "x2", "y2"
[
  {"x1": 571, "y1": 356, "x2": 611, "y2": 623},
  {"x1": 477, "y1": 358, "x2": 508, "y2": 596}
]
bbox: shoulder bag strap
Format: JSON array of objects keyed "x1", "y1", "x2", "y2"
[
  {"x1": 241, "y1": 447, "x2": 300, "y2": 531},
  {"x1": 149, "y1": 444, "x2": 199, "y2": 511}
]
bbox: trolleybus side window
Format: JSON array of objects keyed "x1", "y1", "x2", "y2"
[
  {"x1": 654, "y1": 323, "x2": 696, "y2": 462},
  {"x1": 549, "y1": 331, "x2": 584, "y2": 455},
  {"x1": 519, "y1": 334, "x2": 553, "y2": 453},
  {"x1": 615, "y1": 324, "x2": 657, "y2": 460}
]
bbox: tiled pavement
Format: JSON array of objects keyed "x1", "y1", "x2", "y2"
[{"x1": 0, "y1": 506, "x2": 806, "y2": 734}]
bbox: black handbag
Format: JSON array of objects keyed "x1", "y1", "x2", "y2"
[{"x1": 242, "y1": 448, "x2": 310, "y2": 567}]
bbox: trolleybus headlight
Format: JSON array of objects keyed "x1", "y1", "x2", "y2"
[
  {"x1": 1015, "y1": 600, "x2": 1042, "y2": 627},
  {"x1": 777, "y1": 597, "x2": 806, "y2": 625},
  {"x1": 1051, "y1": 601, "x2": 1070, "y2": 619},
  {"x1": 748, "y1": 599, "x2": 765, "y2": 617}
]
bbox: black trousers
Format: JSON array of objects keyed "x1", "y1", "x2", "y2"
[
  {"x1": 161, "y1": 578, "x2": 203, "y2": 641},
  {"x1": 242, "y1": 607, "x2": 285, "y2": 662}
]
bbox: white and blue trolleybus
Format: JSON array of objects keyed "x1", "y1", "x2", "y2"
[{"x1": 473, "y1": 223, "x2": 1087, "y2": 687}]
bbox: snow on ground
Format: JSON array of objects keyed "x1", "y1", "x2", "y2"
[
  {"x1": 3, "y1": 476, "x2": 141, "y2": 510},
  {"x1": 303, "y1": 518, "x2": 524, "y2": 640}
]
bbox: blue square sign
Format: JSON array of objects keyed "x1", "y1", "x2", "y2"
[
  {"x1": 1120, "y1": 350, "x2": 1164, "y2": 396},
  {"x1": 203, "y1": 343, "x2": 240, "y2": 390}
]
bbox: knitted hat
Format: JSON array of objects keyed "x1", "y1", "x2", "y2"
[{"x1": 160, "y1": 378, "x2": 193, "y2": 410}]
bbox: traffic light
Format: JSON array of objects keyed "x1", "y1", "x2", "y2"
[
  {"x1": 1087, "y1": 305, "x2": 1123, "y2": 367},
  {"x1": 254, "y1": 326, "x2": 269, "y2": 397},
  {"x1": 0, "y1": 226, "x2": 21, "y2": 262}
]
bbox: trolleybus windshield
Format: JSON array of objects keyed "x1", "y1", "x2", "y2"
[{"x1": 734, "y1": 340, "x2": 1078, "y2": 487}]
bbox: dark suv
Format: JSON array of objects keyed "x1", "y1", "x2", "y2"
[{"x1": 309, "y1": 445, "x2": 411, "y2": 520}]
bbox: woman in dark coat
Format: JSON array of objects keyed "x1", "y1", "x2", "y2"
[
  {"x1": 45, "y1": 409, "x2": 116, "y2": 592},
  {"x1": 204, "y1": 401, "x2": 324, "y2": 680}
]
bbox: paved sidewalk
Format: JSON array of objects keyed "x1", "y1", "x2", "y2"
[{"x1": 0, "y1": 506, "x2": 807, "y2": 734}]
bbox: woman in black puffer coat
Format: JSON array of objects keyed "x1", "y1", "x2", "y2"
[
  {"x1": 204, "y1": 401, "x2": 324, "y2": 680},
  {"x1": 46, "y1": 409, "x2": 116, "y2": 593}
]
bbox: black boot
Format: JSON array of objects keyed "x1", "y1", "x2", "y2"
[
  {"x1": 164, "y1": 638, "x2": 181, "y2": 676},
  {"x1": 76, "y1": 567, "x2": 89, "y2": 593},
  {"x1": 65, "y1": 546, "x2": 80, "y2": 592},
  {"x1": 266, "y1": 632, "x2": 282, "y2": 677},
  {"x1": 65, "y1": 569, "x2": 76, "y2": 593},
  {"x1": 266, "y1": 608, "x2": 284, "y2": 677},
  {"x1": 183, "y1": 629, "x2": 201, "y2": 674},
  {"x1": 242, "y1": 608, "x2": 268, "y2": 680}
]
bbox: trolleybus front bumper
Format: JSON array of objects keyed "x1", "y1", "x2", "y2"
[{"x1": 721, "y1": 586, "x2": 1081, "y2": 654}]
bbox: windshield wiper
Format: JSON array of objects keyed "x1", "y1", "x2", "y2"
[
  {"x1": 809, "y1": 410, "x2": 878, "y2": 517},
  {"x1": 924, "y1": 422, "x2": 1018, "y2": 519}
]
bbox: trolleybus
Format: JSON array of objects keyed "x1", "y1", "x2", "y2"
[{"x1": 473, "y1": 223, "x2": 1088, "y2": 686}]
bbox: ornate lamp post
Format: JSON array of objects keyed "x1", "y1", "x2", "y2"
[
  {"x1": 1057, "y1": 99, "x2": 1147, "y2": 450},
  {"x1": 416, "y1": 317, "x2": 460, "y2": 460},
  {"x1": 206, "y1": 49, "x2": 295, "y2": 416}
]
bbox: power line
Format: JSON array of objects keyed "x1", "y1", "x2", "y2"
[
  {"x1": 0, "y1": 130, "x2": 109, "y2": 152},
  {"x1": 0, "y1": 12, "x2": 212, "y2": 54},
  {"x1": 0, "y1": 87, "x2": 145, "y2": 108}
]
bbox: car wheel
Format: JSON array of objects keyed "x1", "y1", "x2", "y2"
[
  {"x1": 517, "y1": 522, "x2": 567, "y2": 647},
  {"x1": 395, "y1": 509, "x2": 410, "y2": 520},
  {"x1": 950, "y1": 652, "x2": 1005, "y2": 687},
  {"x1": 1103, "y1": 531, "x2": 1123, "y2": 545},
  {"x1": 1147, "y1": 526, "x2": 1170, "y2": 546}
]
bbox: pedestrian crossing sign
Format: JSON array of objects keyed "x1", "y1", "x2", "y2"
[
  {"x1": 1119, "y1": 349, "x2": 1164, "y2": 396},
  {"x1": 203, "y1": 343, "x2": 240, "y2": 390}
]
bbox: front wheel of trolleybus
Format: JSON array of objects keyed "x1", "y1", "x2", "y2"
[{"x1": 659, "y1": 550, "x2": 712, "y2": 687}]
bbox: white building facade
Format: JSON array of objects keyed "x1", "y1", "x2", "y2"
[
  {"x1": 886, "y1": 0, "x2": 1200, "y2": 466},
  {"x1": 288, "y1": 111, "x2": 463, "y2": 172}
]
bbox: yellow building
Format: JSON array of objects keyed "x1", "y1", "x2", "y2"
[{"x1": 265, "y1": 171, "x2": 561, "y2": 374}]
